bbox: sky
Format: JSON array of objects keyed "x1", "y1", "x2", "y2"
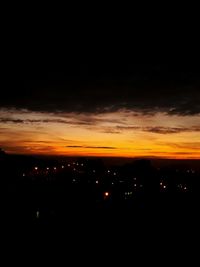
[{"x1": 1, "y1": 64, "x2": 200, "y2": 158}]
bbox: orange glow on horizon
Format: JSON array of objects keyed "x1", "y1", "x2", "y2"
[{"x1": 0, "y1": 109, "x2": 199, "y2": 159}]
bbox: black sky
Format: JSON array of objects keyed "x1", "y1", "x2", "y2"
[
  {"x1": 3, "y1": 10, "x2": 198, "y2": 118},
  {"x1": 3, "y1": 0, "x2": 199, "y2": 118}
]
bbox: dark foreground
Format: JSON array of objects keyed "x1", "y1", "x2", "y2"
[{"x1": 1, "y1": 155, "x2": 200, "y2": 261}]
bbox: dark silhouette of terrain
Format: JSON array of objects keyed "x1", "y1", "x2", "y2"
[
  {"x1": 1, "y1": 154, "x2": 199, "y2": 225},
  {"x1": 1, "y1": 153, "x2": 199, "y2": 260}
]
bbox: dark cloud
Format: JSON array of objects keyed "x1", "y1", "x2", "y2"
[
  {"x1": 0, "y1": 118, "x2": 69, "y2": 124},
  {"x1": 102, "y1": 130, "x2": 121, "y2": 134},
  {"x1": 144, "y1": 127, "x2": 184, "y2": 134},
  {"x1": 2, "y1": 64, "x2": 200, "y2": 115},
  {"x1": 116, "y1": 126, "x2": 200, "y2": 134},
  {"x1": 66, "y1": 146, "x2": 83, "y2": 148},
  {"x1": 85, "y1": 146, "x2": 117, "y2": 149},
  {"x1": 143, "y1": 126, "x2": 200, "y2": 134},
  {"x1": 134, "y1": 148, "x2": 152, "y2": 151},
  {"x1": 116, "y1": 126, "x2": 140, "y2": 131},
  {"x1": 0, "y1": 118, "x2": 25, "y2": 123},
  {"x1": 66, "y1": 145, "x2": 117, "y2": 149}
]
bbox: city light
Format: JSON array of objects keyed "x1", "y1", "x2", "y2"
[
  {"x1": 34, "y1": 167, "x2": 38, "y2": 170},
  {"x1": 36, "y1": 211, "x2": 40, "y2": 219},
  {"x1": 125, "y1": 192, "x2": 133, "y2": 196}
]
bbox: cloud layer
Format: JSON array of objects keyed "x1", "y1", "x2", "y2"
[{"x1": 2, "y1": 64, "x2": 200, "y2": 115}]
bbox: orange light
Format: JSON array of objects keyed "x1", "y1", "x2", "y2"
[{"x1": 105, "y1": 192, "x2": 109, "y2": 197}]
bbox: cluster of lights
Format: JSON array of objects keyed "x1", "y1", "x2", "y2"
[
  {"x1": 22, "y1": 163, "x2": 193, "y2": 197},
  {"x1": 160, "y1": 182, "x2": 167, "y2": 190},
  {"x1": 178, "y1": 184, "x2": 188, "y2": 191},
  {"x1": 125, "y1": 191, "x2": 133, "y2": 196}
]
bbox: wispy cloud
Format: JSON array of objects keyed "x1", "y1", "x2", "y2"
[
  {"x1": 165, "y1": 142, "x2": 200, "y2": 150},
  {"x1": 66, "y1": 145, "x2": 117, "y2": 149}
]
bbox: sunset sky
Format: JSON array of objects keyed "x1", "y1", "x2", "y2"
[{"x1": 1, "y1": 64, "x2": 200, "y2": 158}]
